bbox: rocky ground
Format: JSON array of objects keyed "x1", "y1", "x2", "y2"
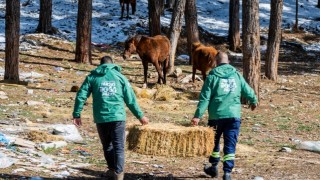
[{"x1": 0, "y1": 32, "x2": 319, "y2": 180}]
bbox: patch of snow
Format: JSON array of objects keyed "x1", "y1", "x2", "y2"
[
  {"x1": 303, "y1": 43, "x2": 320, "y2": 52},
  {"x1": 0, "y1": 0, "x2": 319, "y2": 53},
  {"x1": 0, "y1": 67, "x2": 45, "y2": 79}
]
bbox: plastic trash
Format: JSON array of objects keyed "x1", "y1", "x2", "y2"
[
  {"x1": 30, "y1": 177, "x2": 44, "y2": 180},
  {"x1": 0, "y1": 132, "x2": 9, "y2": 146},
  {"x1": 296, "y1": 141, "x2": 320, "y2": 153},
  {"x1": 12, "y1": 168, "x2": 26, "y2": 174},
  {"x1": 51, "y1": 124, "x2": 83, "y2": 143},
  {"x1": 52, "y1": 170, "x2": 70, "y2": 178},
  {"x1": 71, "y1": 147, "x2": 92, "y2": 156},
  {"x1": 40, "y1": 141, "x2": 68, "y2": 150},
  {"x1": 54, "y1": 67, "x2": 65, "y2": 72},
  {"x1": 0, "y1": 152, "x2": 17, "y2": 168},
  {"x1": 292, "y1": 139, "x2": 320, "y2": 153},
  {"x1": 38, "y1": 153, "x2": 55, "y2": 165}
]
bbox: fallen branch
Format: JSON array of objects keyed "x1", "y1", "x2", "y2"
[{"x1": 129, "y1": 161, "x2": 149, "y2": 165}]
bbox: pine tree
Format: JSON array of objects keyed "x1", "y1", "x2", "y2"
[
  {"x1": 265, "y1": 0, "x2": 283, "y2": 81},
  {"x1": 185, "y1": 0, "x2": 199, "y2": 65},
  {"x1": 36, "y1": 0, "x2": 55, "y2": 34},
  {"x1": 5, "y1": 0, "x2": 20, "y2": 82},
  {"x1": 242, "y1": 0, "x2": 261, "y2": 100},
  {"x1": 167, "y1": 0, "x2": 186, "y2": 74},
  {"x1": 228, "y1": 0, "x2": 240, "y2": 52},
  {"x1": 75, "y1": 0, "x2": 92, "y2": 64},
  {"x1": 148, "y1": 0, "x2": 164, "y2": 36}
]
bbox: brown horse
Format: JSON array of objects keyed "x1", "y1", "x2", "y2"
[
  {"x1": 123, "y1": 35, "x2": 171, "y2": 88},
  {"x1": 120, "y1": 0, "x2": 136, "y2": 19},
  {"x1": 192, "y1": 42, "x2": 218, "y2": 82}
]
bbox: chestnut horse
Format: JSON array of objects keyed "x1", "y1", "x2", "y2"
[
  {"x1": 192, "y1": 42, "x2": 218, "y2": 82},
  {"x1": 123, "y1": 35, "x2": 171, "y2": 88},
  {"x1": 120, "y1": 0, "x2": 136, "y2": 19}
]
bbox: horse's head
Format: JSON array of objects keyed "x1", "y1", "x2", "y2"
[{"x1": 123, "y1": 36, "x2": 137, "y2": 60}]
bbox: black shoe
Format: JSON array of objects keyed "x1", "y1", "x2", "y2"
[
  {"x1": 223, "y1": 172, "x2": 231, "y2": 180},
  {"x1": 204, "y1": 165, "x2": 218, "y2": 178}
]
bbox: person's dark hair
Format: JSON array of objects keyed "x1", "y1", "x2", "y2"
[{"x1": 100, "y1": 56, "x2": 114, "y2": 65}]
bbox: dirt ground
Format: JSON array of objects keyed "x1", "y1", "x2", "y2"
[{"x1": 0, "y1": 32, "x2": 319, "y2": 180}]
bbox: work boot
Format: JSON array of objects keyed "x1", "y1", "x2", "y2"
[
  {"x1": 101, "y1": 169, "x2": 114, "y2": 178},
  {"x1": 204, "y1": 165, "x2": 218, "y2": 178},
  {"x1": 223, "y1": 172, "x2": 231, "y2": 180},
  {"x1": 114, "y1": 172, "x2": 124, "y2": 180}
]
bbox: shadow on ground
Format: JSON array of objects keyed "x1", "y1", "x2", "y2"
[{"x1": 0, "y1": 167, "x2": 209, "y2": 179}]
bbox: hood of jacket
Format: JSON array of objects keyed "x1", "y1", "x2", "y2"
[
  {"x1": 90, "y1": 64, "x2": 122, "y2": 75},
  {"x1": 211, "y1": 64, "x2": 236, "y2": 78}
]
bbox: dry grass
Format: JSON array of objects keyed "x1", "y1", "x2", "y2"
[
  {"x1": 132, "y1": 86, "x2": 157, "y2": 99},
  {"x1": 25, "y1": 130, "x2": 64, "y2": 143}
]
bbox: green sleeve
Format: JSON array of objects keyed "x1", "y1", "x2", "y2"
[
  {"x1": 239, "y1": 73, "x2": 258, "y2": 105},
  {"x1": 73, "y1": 76, "x2": 92, "y2": 118},
  {"x1": 194, "y1": 76, "x2": 214, "y2": 118},
  {"x1": 122, "y1": 78, "x2": 144, "y2": 120}
]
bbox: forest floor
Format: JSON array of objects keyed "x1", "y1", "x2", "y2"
[{"x1": 0, "y1": 31, "x2": 319, "y2": 180}]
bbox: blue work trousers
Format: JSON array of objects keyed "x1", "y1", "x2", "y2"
[
  {"x1": 208, "y1": 118, "x2": 241, "y2": 173},
  {"x1": 96, "y1": 121, "x2": 126, "y2": 174}
]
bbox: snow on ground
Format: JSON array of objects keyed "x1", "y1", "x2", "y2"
[{"x1": 0, "y1": 0, "x2": 319, "y2": 51}]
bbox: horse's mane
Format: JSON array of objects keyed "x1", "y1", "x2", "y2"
[{"x1": 127, "y1": 34, "x2": 147, "y2": 44}]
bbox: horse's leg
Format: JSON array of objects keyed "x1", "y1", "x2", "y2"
[
  {"x1": 155, "y1": 61, "x2": 164, "y2": 85},
  {"x1": 192, "y1": 66, "x2": 196, "y2": 83},
  {"x1": 163, "y1": 59, "x2": 168, "y2": 84},
  {"x1": 157, "y1": 62, "x2": 163, "y2": 84},
  {"x1": 201, "y1": 71, "x2": 207, "y2": 82},
  {"x1": 142, "y1": 60, "x2": 148, "y2": 88}
]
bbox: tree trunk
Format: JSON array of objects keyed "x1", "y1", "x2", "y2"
[
  {"x1": 228, "y1": 0, "x2": 240, "y2": 52},
  {"x1": 265, "y1": 0, "x2": 283, "y2": 81},
  {"x1": 166, "y1": 0, "x2": 175, "y2": 9},
  {"x1": 185, "y1": 0, "x2": 199, "y2": 65},
  {"x1": 167, "y1": 0, "x2": 186, "y2": 74},
  {"x1": 5, "y1": 0, "x2": 20, "y2": 82},
  {"x1": 293, "y1": 0, "x2": 298, "y2": 31},
  {"x1": 148, "y1": 0, "x2": 164, "y2": 36},
  {"x1": 36, "y1": 0, "x2": 54, "y2": 34},
  {"x1": 242, "y1": 0, "x2": 261, "y2": 100},
  {"x1": 75, "y1": 0, "x2": 92, "y2": 64}
]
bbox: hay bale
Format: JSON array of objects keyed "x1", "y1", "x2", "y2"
[{"x1": 127, "y1": 123, "x2": 214, "y2": 157}]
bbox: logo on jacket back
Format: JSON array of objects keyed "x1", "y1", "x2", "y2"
[
  {"x1": 220, "y1": 78, "x2": 237, "y2": 93},
  {"x1": 99, "y1": 81, "x2": 116, "y2": 97}
]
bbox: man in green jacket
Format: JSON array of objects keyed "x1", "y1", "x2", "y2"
[
  {"x1": 191, "y1": 52, "x2": 257, "y2": 180},
  {"x1": 72, "y1": 56, "x2": 149, "y2": 180}
]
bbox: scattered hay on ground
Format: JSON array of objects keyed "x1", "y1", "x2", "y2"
[
  {"x1": 133, "y1": 84, "x2": 177, "y2": 101},
  {"x1": 25, "y1": 130, "x2": 64, "y2": 143},
  {"x1": 153, "y1": 85, "x2": 177, "y2": 101},
  {"x1": 236, "y1": 144, "x2": 258, "y2": 154},
  {"x1": 127, "y1": 123, "x2": 214, "y2": 157},
  {"x1": 176, "y1": 90, "x2": 201, "y2": 100},
  {"x1": 133, "y1": 86, "x2": 157, "y2": 99}
]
